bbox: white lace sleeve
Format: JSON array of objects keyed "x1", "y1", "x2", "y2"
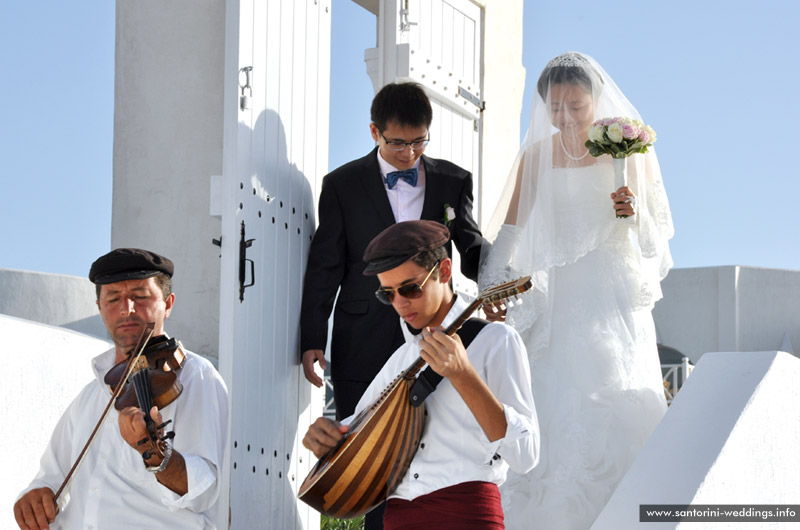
[{"x1": 478, "y1": 224, "x2": 523, "y2": 291}]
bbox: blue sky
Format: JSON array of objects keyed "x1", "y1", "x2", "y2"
[{"x1": 2, "y1": 1, "x2": 798, "y2": 278}]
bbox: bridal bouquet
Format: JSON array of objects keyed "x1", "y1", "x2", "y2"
[
  {"x1": 585, "y1": 117, "x2": 656, "y2": 218},
  {"x1": 585, "y1": 117, "x2": 656, "y2": 159}
]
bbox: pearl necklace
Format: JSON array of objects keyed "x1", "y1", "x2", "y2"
[{"x1": 559, "y1": 133, "x2": 589, "y2": 161}]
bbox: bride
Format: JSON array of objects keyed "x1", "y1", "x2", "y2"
[{"x1": 480, "y1": 52, "x2": 674, "y2": 529}]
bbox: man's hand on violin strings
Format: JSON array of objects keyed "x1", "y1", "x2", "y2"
[
  {"x1": 118, "y1": 405, "x2": 188, "y2": 494},
  {"x1": 118, "y1": 405, "x2": 164, "y2": 455},
  {"x1": 302, "y1": 417, "x2": 349, "y2": 458},
  {"x1": 13, "y1": 487, "x2": 56, "y2": 530}
]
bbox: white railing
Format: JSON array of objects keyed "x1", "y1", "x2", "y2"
[{"x1": 662, "y1": 357, "x2": 694, "y2": 405}]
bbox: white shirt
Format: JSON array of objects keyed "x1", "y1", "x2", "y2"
[
  {"x1": 346, "y1": 296, "x2": 539, "y2": 501},
  {"x1": 19, "y1": 347, "x2": 230, "y2": 530},
  {"x1": 377, "y1": 150, "x2": 426, "y2": 222}
]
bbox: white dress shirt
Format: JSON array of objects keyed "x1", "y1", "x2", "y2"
[
  {"x1": 345, "y1": 295, "x2": 539, "y2": 501},
  {"x1": 377, "y1": 150, "x2": 426, "y2": 222},
  {"x1": 19, "y1": 347, "x2": 229, "y2": 529}
]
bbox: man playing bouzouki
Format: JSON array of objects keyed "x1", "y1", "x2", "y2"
[{"x1": 302, "y1": 220, "x2": 539, "y2": 529}]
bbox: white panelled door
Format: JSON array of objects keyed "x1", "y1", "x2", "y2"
[
  {"x1": 218, "y1": 0, "x2": 330, "y2": 528},
  {"x1": 368, "y1": 0, "x2": 484, "y2": 296}
]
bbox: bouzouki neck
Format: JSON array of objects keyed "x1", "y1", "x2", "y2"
[{"x1": 401, "y1": 276, "x2": 532, "y2": 380}]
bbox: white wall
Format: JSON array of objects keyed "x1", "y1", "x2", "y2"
[
  {"x1": 0, "y1": 268, "x2": 106, "y2": 337},
  {"x1": 735, "y1": 267, "x2": 800, "y2": 352},
  {"x1": 1, "y1": 315, "x2": 112, "y2": 530},
  {"x1": 478, "y1": 0, "x2": 525, "y2": 228},
  {"x1": 112, "y1": 0, "x2": 226, "y2": 360},
  {"x1": 653, "y1": 266, "x2": 800, "y2": 362},
  {"x1": 592, "y1": 351, "x2": 800, "y2": 529}
]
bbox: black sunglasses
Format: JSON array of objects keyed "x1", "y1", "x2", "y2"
[{"x1": 375, "y1": 261, "x2": 440, "y2": 305}]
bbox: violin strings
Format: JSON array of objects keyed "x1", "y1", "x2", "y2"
[{"x1": 133, "y1": 371, "x2": 154, "y2": 423}]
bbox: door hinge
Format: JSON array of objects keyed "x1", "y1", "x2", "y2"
[{"x1": 458, "y1": 86, "x2": 485, "y2": 111}]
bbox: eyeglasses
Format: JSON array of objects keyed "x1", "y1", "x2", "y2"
[
  {"x1": 380, "y1": 132, "x2": 430, "y2": 152},
  {"x1": 375, "y1": 261, "x2": 440, "y2": 305}
]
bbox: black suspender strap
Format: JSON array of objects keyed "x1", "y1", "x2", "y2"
[{"x1": 409, "y1": 317, "x2": 489, "y2": 407}]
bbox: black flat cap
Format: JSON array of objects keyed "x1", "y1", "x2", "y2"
[
  {"x1": 363, "y1": 220, "x2": 450, "y2": 275},
  {"x1": 89, "y1": 248, "x2": 174, "y2": 285}
]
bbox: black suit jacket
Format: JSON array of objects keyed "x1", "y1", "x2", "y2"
[{"x1": 300, "y1": 148, "x2": 484, "y2": 391}]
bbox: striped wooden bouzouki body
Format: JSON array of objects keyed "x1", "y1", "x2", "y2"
[{"x1": 298, "y1": 276, "x2": 532, "y2": 518}]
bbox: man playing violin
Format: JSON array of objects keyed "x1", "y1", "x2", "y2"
[
  {"x1": 302, "y1": 221, "x2": 539, "y2": 529},
  {"x1": 14, "y1": 248, "x2": 229, "y2": 530}
]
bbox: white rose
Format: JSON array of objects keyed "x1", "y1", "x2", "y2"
[
  {"x1": 607, "y1": 123, "x2": 624, "y2": 143},
  {"x1": 644, "y1": 125, "x2": 657, "y2": 143},
  {"x1": 445, "y1": 206, "x2": 456, "y2": 222},
  {"x1": 588, "y1": 124, "x2": 605, "y2": 143}
]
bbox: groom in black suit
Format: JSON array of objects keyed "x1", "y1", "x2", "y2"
[{"x1": 300, "y1": 82, "x2": 484, "y2": 420}]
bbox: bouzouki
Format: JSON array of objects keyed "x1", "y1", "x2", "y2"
[{"x1": 297, "y1": 276, "x2": 533, "y2": 518}]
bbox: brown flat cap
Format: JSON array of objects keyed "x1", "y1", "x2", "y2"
[
  {"x1": 89, "y1": 248, "x2": 174, "y2": 285},
  {"x1": 363, "y1": 220, "x2": 450, "y2": 275}
]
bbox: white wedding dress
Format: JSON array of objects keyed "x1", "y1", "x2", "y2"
[{"x1": 497, "y1": 163, "x2": 668, "y2": 530}]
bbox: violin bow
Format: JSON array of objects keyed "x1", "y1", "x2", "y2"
[{"x1": 53, "y1": 323, "x2": 155, "y2": 512}]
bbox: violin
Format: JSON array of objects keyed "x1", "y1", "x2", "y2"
[
  {"x1": 53, "y1": 325, "x2": 186, "y2": 509},
  {"x1": 104, "y1": 330, "x2": 187, "y2": 461}
]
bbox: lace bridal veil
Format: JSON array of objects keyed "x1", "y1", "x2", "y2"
[{"x1": 479, "y1": 51, "x2": 674, "y2": 355}]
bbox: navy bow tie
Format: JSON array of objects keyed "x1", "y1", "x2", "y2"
[{"x1": 385, "y1": 168, "x2": 418, "y2": 189}]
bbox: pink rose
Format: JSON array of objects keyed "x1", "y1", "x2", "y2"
[
  {"x1": 638, "y1": 129, "x2": 651, "y2": 144},
  {"x1": 622, "y1": 123, "x2": 639, "y2": 140}
]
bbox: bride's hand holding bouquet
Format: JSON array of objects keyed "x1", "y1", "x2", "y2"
[{"x1": 585, "y1": 117, "x2": 656, "y2": 218}]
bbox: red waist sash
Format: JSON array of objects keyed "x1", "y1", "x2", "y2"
[{"x1": 383, "y1": 480, "x2": 504, "y2": 529}]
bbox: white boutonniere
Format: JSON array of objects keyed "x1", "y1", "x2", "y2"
[{"x1": 443, "y1": 204, "x2": 456, "y2": 227}]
